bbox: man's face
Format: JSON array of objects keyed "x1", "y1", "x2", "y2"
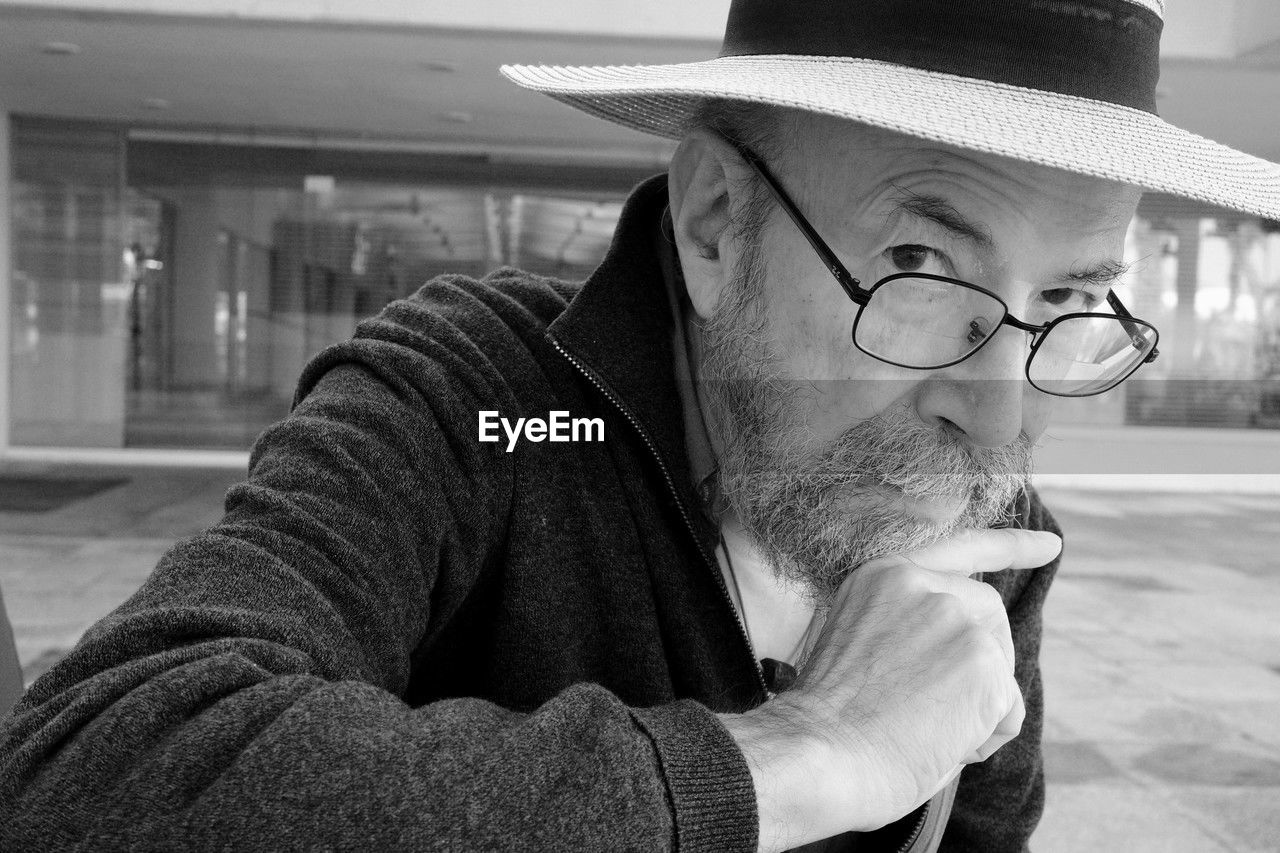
[{"x1": 684, "y1": 115, "x2": 1141, "y2": 601}]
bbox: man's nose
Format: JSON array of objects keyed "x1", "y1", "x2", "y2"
[{"x1": 915, "y1": 321, "x2": 1028, "y2": 448}]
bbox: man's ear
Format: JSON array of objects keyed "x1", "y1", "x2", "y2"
[{"x1": 667, "y1": 129, "x2": 750, "y2": 320}]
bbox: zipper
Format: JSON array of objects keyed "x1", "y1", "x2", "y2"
[
  {"x1": 894, "y1": 801, "x2": 931, "y2": 853},
  {"x1": 549, "y1": 334, "x2": 769, "y2": 700}
]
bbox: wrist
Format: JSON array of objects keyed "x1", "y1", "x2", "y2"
[
  {"x1": 719, "y1": 702, "x2": 810, "y2": 853},
  {"x1": 719, "y1": 696, "x2": 872, "y2": 852}
]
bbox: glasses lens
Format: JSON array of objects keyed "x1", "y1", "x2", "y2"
[
  {"x1": 1029, "y1": 314, "x2": 1158, "y2": 396},
  {"x1": 855, "y1": 276, "x2": 1007, "y2": 368}
]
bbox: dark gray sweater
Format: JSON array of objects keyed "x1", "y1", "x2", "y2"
[{"x1": 0, "y1": 175, "x2": 1060, "y2": 852}]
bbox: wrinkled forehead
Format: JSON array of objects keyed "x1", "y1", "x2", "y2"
[{"x1": 777, "y1": 112, "x2": 1142, "y2": 235}]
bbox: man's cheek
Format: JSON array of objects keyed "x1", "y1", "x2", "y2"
[
  {"x1": 1021, "y1": 393, "x2": 1055, "y2": 442},
  {"x1": 804, "y1": 379, "x2": 917, "y2": 445},
  {"x1": 780, "y1": 321, "x2": 848, "y2": 381}
]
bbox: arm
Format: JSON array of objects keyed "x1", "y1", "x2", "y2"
[{"x1": 0, "y1": 294, "x2": 757, "y2": 851}]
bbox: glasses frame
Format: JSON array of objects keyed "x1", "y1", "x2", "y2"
[{"x1": 731, "y1": 141, "x2": 1161, "y2": 397}]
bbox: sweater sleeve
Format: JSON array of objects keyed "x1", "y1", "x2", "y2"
[
  {"x1": 938, "y1": 491, "x2": 1062, "y2": 853},
  {"x1": 0, "y1": 301, "x2": 758, "y2": 852}
]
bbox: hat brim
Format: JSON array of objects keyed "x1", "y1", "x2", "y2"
[{"x1": 501, "y1": 56, "x2": 1280, "y2": 220}]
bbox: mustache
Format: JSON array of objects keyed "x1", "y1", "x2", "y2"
[
  {"x1": 819, "y1": 406, "x2": 1036, "y2": 505},
  {"x1": 701, "y1": 372, "x2": 1036, "y2": 507}
]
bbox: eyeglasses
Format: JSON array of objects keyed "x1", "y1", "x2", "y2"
[{"x1": 732, "y1": 143, "x2": 1160, "y2": 397}]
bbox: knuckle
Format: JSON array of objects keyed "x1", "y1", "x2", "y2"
[
  {"x1": 861, "y1": 553, "x2": 901, "y2": 573},
  {"x1": 869, "y1": 561, "x2": 924, "y2": 597},
  {"x1": 976, "y1": 582, "x2": 1005, "y2": 609},
  {"x1": 975, "y1": 583, "x2": 1010, "y2": 619},
  {"x1": 895, "y1": 564, "x2": 931, "y2": 592},
  {"x1": 1000, "y1": 677, "x2": 1025, "y2": 718},
  {"x1": 978, "y1": 630, "x2": 1005, "y2": 659},
  {"x1": 962, "y1": 631, "x2": 1007, "y2": 671},
  {"x1": 990, "y1": 528, "x2": 1026, "y2": 563},
  {"x1": 977, "y1": 739, "x2": 1005, "y2": 762},
  {"x1": 858, "y1": 557, "x2": 899, "y2": 587},
  {"x1": 926, "y1": 590, "x2": 966, "y2": 623},
  {"x1": 998, "y1": 717, "x2": 1024, "y2": 742},
  {"x1": 1006, "y1": 707, "x2": 1026, "y2": 736},
  {"x1": 954, "y1": 633, "x2": 993, "y2": 671}
]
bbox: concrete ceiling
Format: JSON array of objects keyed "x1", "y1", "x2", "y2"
[
  {"x1": 0, "y1": 5, "x2": 703, "y2": 166},
  {"x1": 2, "y1": 1, "x2": 1280, "y2": 164}
]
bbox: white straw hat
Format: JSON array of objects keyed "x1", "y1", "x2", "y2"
[{"x1": 502, "y1": 0, "x2": 1280, "y2": 219}]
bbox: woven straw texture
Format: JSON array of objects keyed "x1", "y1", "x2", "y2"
[
  {"x1": 501, "y1": 55, "x2": 1280, "y2": 219},
  {"x1": 1119, "y1": 0, "x2": 1163, "y2": 15}
]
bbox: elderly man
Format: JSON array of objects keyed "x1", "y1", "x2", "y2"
[{"x1": 4, "y1": 1, "x2": 1278, "y2": 851}]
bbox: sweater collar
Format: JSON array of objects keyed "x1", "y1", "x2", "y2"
[{"x1": 546, "y1": 174, "x2": 715, "y2": 544}]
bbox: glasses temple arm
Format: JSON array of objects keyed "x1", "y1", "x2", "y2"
[
  {"x1": 1106, "y1": 290, "x2": 1159, "y2": 363},
  {"x1": 730, "y1": 142, "x2": 868, "y2": 305}
]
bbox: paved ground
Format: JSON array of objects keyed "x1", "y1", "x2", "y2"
[{"x1": 1, "y1": 461, "x2": 1277, "y2": 851}]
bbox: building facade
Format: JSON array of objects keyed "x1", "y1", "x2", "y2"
[{"x1": 4, "y1": 0, "x2": 1280, "y2": 477}]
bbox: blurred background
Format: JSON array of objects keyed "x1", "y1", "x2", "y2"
[
  {"x1": 0, "y1": 1, "x2": 1279, "y2": 466},
  {"x1": 0, "y1": 2, "x2": 1277, "y2": 851}
]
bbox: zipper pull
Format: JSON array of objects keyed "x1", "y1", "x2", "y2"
[{"x1": 760, "y1": 658, "x2": 797, "y2": 694}]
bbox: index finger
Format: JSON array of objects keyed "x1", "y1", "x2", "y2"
[{"x1": 899, "y1": 528, "x2": 1062, "y2": 577}]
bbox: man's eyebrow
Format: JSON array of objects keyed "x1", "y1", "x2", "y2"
[
  {"x1": 890, "y1": 188, "x2": 1134, "y2": 286},
  {"x1": 889, "y1": 188, "x2": 995, "y2": 252},
  {"x1": 1058, "y1": 258, "x2": 1134, "y2": 286}
]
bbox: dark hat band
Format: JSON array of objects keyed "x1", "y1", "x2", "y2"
[{"x1": 719, "y1": 0, "x2": 1163, "y2": 113}]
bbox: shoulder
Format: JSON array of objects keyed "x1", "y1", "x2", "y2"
[
  {"x1": 368, "y1": 267, "x2": 579, "y2": 353},
  {"x1": 412, "y1": 267, "x2": 580, "y2": 325},
  {"x1": 294, "y1": 267, "x2": 581, "y2": 406}
]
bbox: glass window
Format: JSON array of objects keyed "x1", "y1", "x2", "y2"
[
  {"x1": 10, "y1": 118, "x2": 128, "y2": 447},
  {"x1": 1055, "y1": 201, "x2": 1280, "y2": 429},
  {"x1": 12, "y1": 116, "x2": 1280, "y2": 451},
  {"x1": 8, "y1": 124, "x2": 646, "y2": 450}
]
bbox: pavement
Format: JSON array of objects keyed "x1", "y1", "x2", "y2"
[{"x1": 1, "y1": 461, "x2": 1278, "y2": 852}]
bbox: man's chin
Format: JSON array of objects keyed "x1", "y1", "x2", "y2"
[
  {"x1": 812, "y1": 481, "x2": 969, "y2": 549},
  {"x1": 753, "y1": 494, "x2": 962, "y2": 602},
  {"x1": 858, "y1": 484, "x2": 968, "y2": 526}
]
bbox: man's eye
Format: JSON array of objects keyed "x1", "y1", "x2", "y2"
[
  {"x1": 1041, "y1": 287, "x2": 1100, "y2": 309},
  {"x1": 887, "y1": 244, "x2": 941, "y2": 273}
]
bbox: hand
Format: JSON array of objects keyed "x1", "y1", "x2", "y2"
[{"x1": 720, "y1": 527, "x2": 1061, "y2": 852}]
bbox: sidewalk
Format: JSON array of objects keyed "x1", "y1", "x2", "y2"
[
  {"x1": 1032, "y1": 486, "x2": 1280, "y2": 852},
  {"x1": 1, "y1": 463, "x2": 1277, "y2": 851}
]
